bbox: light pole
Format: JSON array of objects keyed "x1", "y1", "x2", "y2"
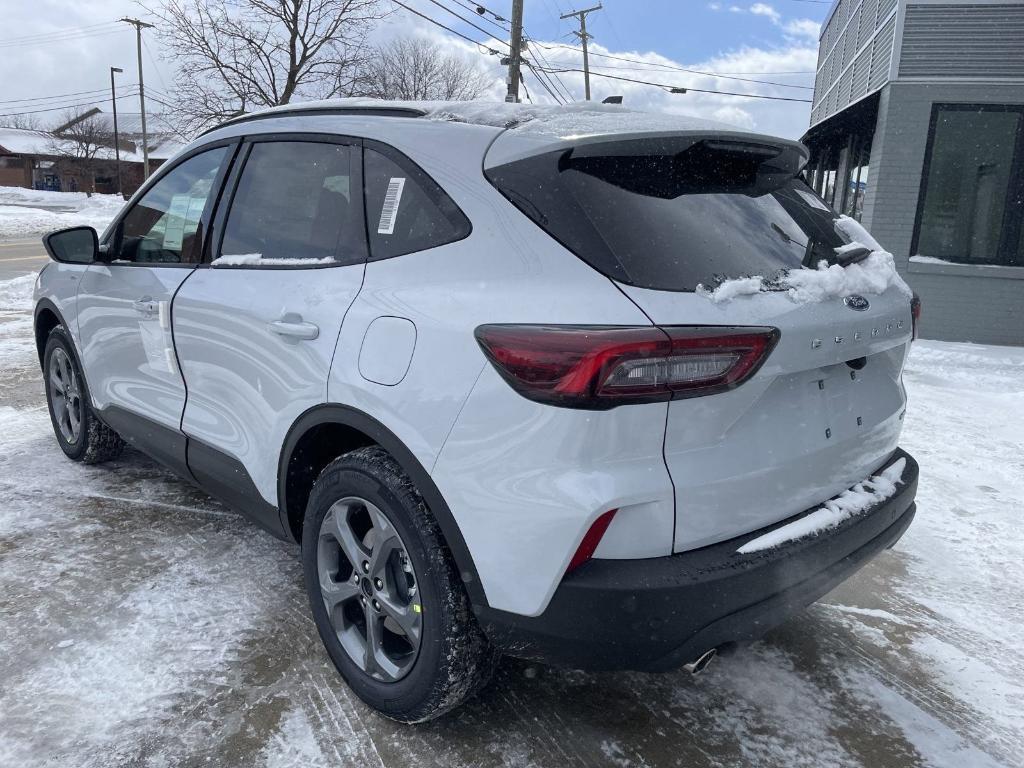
[{"x1": 110, "y1": 67, "x2": 124, "y2": 197}]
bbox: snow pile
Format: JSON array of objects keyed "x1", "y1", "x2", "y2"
[
  {"x1": 426, "y1": 100, "x2": 738, "y2": 137},
  {"x1": 0, "y1": 272, "x2": 35, "y2": 312},
  {"x1": 212, "y1": 253, "x2": 336, "y2": 266},
  {"x1": 0, "y1": 186, "x2": 125, "y2": 239},
  {"x1": 699, "y1": 215, "x2": 911, "y2": 304},
  {"x1": 737, "y1": 457, "x2": 906, "y2": 554}
]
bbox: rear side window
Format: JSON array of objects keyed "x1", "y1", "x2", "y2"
[
  {"x1": 219, "y1": 141, "x2": 364, "y2": 266},
  {"x1": 486, "y1": 138, "x2": 849, "y2": 292},
  {"x1": 363, "y1": 145, "x2": 470, "y2": 261}
]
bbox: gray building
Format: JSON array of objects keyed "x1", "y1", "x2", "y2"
[{"x1": 802, "y1": 0, "x2": 1024, "y2": 346}]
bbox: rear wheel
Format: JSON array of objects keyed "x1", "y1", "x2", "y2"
[
  {"x1": 302, "y1": 446, "x2": 497, "y2": 722},
  {"x1": 43, "y1": 326, "x2": 124, "y2": 464}
]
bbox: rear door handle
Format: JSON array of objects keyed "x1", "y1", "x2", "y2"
[
  {"x1": 268, "y1": 314, "x2": 319, "y2": 341},
  {"x1": 133, "y1": 296, "x2": 158, "y2": 316}
]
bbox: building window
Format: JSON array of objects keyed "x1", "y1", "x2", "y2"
[
  {"x1": 913, "y1": 104, "x2": 1024, "y2": 266},
  {"x1": 843, "y1": 136, "x2": 871, "y2": 222}
]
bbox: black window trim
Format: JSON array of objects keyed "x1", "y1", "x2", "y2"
[
  {"x1": 100, "y1": 138, "x2": 242, "y2": 269},
  {"x1": 206, "y1": 132, "x2": 368, "y2": 270},
  {"x1": 911, "y1": 102, "x2": 1024, "y2": 268},
  {"x1": 361, "y1": 138, "x2": 473, "y2": 263}
]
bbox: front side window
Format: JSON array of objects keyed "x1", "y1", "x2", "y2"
[
  {"x1": 219, "y1": 141, "x2": 363, "y2": 266},
  {"x1": 113, "y1": 147, "x2": 228, "y2": 264},
  {"x1": 914, "y1": 104, "x2": 1024, "y2": 266},
  {"x1": 363, "y1": 145, "x2": 471, "y2": 261}
]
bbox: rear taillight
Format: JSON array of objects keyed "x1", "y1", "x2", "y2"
[
  {"x1": 474, "y1": 324, "x2": 779, "y2": 409},
  {"x1": 910, "y1": 293, "x2": 922, "y2": 341}
]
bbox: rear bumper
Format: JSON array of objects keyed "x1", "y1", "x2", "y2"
[{"x1": 479, "y1": 448, "x2": 918, "y2": 671}]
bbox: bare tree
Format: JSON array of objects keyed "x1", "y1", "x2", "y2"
[
  {"x1": 144, "y1": 0, "x2": 386, "y2": 133},
  {"x1": 5, "y1": 113, "x2": 43, "y2": 131},
  {"x1": 352, "y1": 36, "x2": 495, "y2": 101},
  {"x1": 48, "y1": 109, "x2": 115, "y2": 194}
]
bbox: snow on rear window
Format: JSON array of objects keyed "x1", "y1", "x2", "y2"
[{"x1": 697, "y1": 216, "x2": 912, "y2": 304}]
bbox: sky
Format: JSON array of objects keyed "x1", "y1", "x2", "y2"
[{"x1": 0, "y1": 0, "x2": 832, "y2": 139}]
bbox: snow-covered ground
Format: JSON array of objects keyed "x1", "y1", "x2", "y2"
[
  {"x1": 0, "y1": 271, "x2": 1021, "y2": 767},
  {"x1": 0, "y1": 186, "x2": 125, "y2": 239}
]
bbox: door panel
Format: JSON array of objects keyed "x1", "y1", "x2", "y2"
[
  {"x1": 173, "y1": 267, "x2": 364, "y2": 505},
  {"x1": 173, "y1": 138, "x2": 366, "y2": 511},
  {"x1": 78, "y1": 145, "x2": 232, "y2": 467}
]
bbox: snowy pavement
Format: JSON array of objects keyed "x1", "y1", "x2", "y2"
[
  {"x1": 0, "y1": 271, "x2": 1021, "y2": 767},
  {"x1": 0, "y1": 186, "x2": 125, "y2": 240}
]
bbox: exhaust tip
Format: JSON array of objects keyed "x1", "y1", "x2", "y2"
[{"x1": 683, "y1": 648, "x2": 717, "y2": 675}]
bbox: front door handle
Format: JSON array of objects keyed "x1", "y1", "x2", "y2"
[
  {"x1": 133, "y1": 296, "x2": 158, "y2": 316},
  {"x1": 268, "y1": 314, "x2": 319, "y2": 341}
]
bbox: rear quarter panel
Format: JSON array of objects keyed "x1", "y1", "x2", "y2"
[{"x1": 326, "y1": 120, "x2": 674, "y2": 617}]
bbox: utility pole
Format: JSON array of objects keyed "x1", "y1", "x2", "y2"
[
  {"x1": 120, "y1": 17, "x2": 155, "y2": 180},
  {"x1": 560, "y1": 4, "x2": 602, "y2": 101},
  {"x1": 505, "y1": 0, "x2": 525, "y2": 103},
  {"x1": 110, "y1": 67, "x2": 124, "y2": 197}
]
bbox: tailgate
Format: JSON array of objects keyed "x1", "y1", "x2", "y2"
[{"x1": 620, "y1": 283, "x2": 912, "y2": 552}]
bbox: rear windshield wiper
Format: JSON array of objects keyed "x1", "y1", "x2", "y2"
[{"x1": 835, "y1": 244, "x2": 873, "y2": 267}]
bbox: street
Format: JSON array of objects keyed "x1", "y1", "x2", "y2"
[
  {"x1": 0, "y1": 239, "x2": 48, "y2": 281},
  {"x1": 0, "y1": 267, "x2": 1021, "y2": 767}
]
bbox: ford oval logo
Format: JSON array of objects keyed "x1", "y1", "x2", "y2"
[{"x1": 844, "y1": 295, "x2": 870, "y2": 311}]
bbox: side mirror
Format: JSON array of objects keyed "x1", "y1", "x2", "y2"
[{"x1": 42, "y1": 226, "x2": 99, "y2": 264}]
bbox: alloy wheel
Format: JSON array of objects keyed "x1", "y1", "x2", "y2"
[
  {"x1": 48, "y1": 347, "x2": 82, "y2": 444},
  {"x1": 317, "y1": 496, "x2": 422, "y2": 682}
]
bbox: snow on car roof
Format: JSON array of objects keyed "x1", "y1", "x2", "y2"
[{"x1": 212, "y1": 98, "x2": 742, "y2": 139}]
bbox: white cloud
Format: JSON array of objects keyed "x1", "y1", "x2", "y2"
[
  {"x1": 784, "y1": 19, "x2": 823, "y2": 39},
  {"x1": 749, "y1": 4, "x2": 782, "y2": 24},
  {"x1": 708, "y1": 2, "x2": 723, "y2": 9},
  {"x1": 0, "y1": 0, "x2": 818, "y2": 142}
]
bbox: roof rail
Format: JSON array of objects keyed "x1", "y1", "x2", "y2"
[{"x1": 201, "y1": 104, "x2": 427, "y2": 136}]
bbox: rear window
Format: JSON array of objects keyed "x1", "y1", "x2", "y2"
[
  {"x1": 363, "y1": 144, "x2": 471, "y2": 261},
  {"x1": 485, "y1": 138, "x2": 848, "y2": 292}
]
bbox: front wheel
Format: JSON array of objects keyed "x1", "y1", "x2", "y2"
[
  {"x1": 43, "y1": 325, "x2": 124, "y2": 464},
  {"x1": 301, "y1": 446, "x2": 497, "y2": 723}
]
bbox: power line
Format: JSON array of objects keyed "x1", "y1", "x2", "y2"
[
  {"x1": 534, "y1": 43, "x2": 817, "y2": 85},
  {"x1": 0, "y1": 86, "x2": 133, "y2": 106},
  {"x1": 0, "y1": 24, "x2": 125, "y2": 49},
  {"x1": 425, "y1": 0, "x2": 510, "y2": 48},
  {"x1": 390, "y1": 0, "x2": 503, "y2": 54},
  {"x1": 531, "y1": 66, "x2": 814, "y2": 102},
  {"x1": 528, "y1": 44, "x2": 575, "y2": 101},
  {"x1": 0, "y1": 92, "x2": 143, "y2": 120},
  {"x1": 522, "y1": 59, "x2": 566, "y2": 104},
  {"x1": 585, "y1": 62, "x2": 813, "y2": 90},
  {"x1": 143, "y1": 37, "x2": 172, "y2": 94},
  {"x1": 0, "y1": 21, "x2": 120, "y2": 45},
  {"x1": 448, "y1": 0, "x2": 510, "y2": 30}
]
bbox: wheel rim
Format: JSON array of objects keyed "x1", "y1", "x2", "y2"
[
  {"x1": 48, "y1": 347, "x2": 82, "y2": 444},
  {"x1": 317, "y1": 496, "x2": 422, "y2": 682}
]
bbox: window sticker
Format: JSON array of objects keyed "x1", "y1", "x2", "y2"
[
  {"x1": 162, "y1": 193, "x2": 192, "y2": 250},
  {"x1": 377, "y1": 177, "x2": 406, "y2": 235}
]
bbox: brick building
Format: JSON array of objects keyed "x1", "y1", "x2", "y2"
[{"x1": 0, "y1": 109, "x2": 181, "y2": 197}]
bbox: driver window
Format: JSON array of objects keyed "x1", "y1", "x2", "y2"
[{"x1": 113, "y1": 147, "x2": 228, "y2": 264}]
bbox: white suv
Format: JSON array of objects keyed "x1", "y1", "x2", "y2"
[{"x1": 34, "y1": 100, "x2": 919, "y2": 723}]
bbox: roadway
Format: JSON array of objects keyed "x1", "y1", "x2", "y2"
[{"x1": 0, "y1": 238, "x2": 49, "y2": 280}]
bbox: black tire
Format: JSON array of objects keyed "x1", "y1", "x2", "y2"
[
  {"x1": 302, "y1": 446, "x2": 498, "y2": 723},
  {"x1": 43, "y1": 325, "x2": 124, "y2": 464}
]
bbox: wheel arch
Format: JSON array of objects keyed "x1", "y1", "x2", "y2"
[
  {"x1": 33, "y1": 298, "x2": 66, "y2": 369},
  {"x1": 279, "y1": 404, "x2": 489, "y2": 609}
]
